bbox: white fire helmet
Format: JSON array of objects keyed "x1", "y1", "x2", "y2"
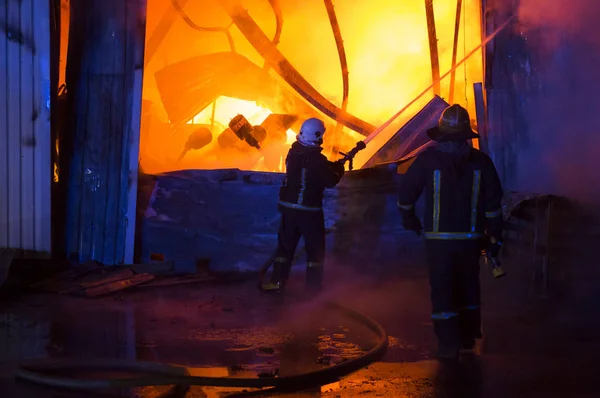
[{"x1": 297, "y1": 118, "x2": 326, "y2": 147}]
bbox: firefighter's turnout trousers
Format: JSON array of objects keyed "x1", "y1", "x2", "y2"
[
  {"x1": 271, "y1": 208, "x2": 326, "y2": 290},
  {"x1": 397, "y1": 147, "x2": 504, "y2": 353},
  {"x1": 425, "y1": 240, "x2": 482, "y2": 351}
]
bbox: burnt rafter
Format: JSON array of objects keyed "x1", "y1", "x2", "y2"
[
  {"x1": 217, "y1": 0, "x2": 375, "y2": 136},
  {"x1": 424, "y1": 0, "x2": 441, "y2": 97}
]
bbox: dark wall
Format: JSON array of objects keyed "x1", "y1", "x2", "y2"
[{"x1": 486, "y1": 0, "x2": 600, "y2": 205}]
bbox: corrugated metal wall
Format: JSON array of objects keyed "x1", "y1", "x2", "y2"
[{"x1": 0, "y1": 0, "x2": 52, "y2": 256}]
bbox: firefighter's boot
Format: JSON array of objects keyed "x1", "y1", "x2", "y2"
[
  {"x1": 459, "y1": 305, "x2": 482, "y2": 354},
  {"x1": 432, "y1": 315, "x2": 461, "y2": 361},
  {"x1": 261, "y1": 258, "x2": 292, "y2": 294},
  {"x1": 306, "y1": 262, "x2": 324, "y2": 294}
]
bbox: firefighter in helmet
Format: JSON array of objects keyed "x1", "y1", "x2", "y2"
[
  {"x1": 397, "y1": 104, "x2": 504, "y2": 360},
  {"x1": 261, "y1": 118, "x2": 345, "y2": 294}
]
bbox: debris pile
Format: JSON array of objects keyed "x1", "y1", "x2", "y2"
[{"x1": 30, "y1": 260, "x2": 214, "y2": 298}]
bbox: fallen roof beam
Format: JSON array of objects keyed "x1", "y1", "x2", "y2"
[
  {"x1": 217, "y1": 0, "x2": 376, "y2": 136},
  {"x1": 362, "y1": 96, "x2": 448, "y2": 168}
]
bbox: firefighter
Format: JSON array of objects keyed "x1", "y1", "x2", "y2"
[
  {"x1": 397, "y1": 104, "x2": 504, "y2": 360},
  {"x1": 261, "y1": 118, "x2": 345, "y2": 294}
]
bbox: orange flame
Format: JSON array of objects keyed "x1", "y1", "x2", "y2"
[{"x1": 60, "y1": 0, "x2": 485, "y2": 174}]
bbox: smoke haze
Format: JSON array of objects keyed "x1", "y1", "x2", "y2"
[{"x1": 513, "y1": 0, "x2": 600, "y2": 204}]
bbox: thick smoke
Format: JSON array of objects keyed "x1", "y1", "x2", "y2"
[{"x1": 513, "y1": 0, "x2": 600, "y2": 205}]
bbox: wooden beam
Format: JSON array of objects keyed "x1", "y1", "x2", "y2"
[
  {"x1": 144, "y1": 0, "x2": 190, "y2": 67},
  {"x1": 424, "y1": 0, "x2": 441, "y2": 96},
  {"x1": 449, "y1": 0, "x2": 463, "y2": 103},
  {"x1": 217, "y1": 0, "x2": 376, "y2": 136},
  {"x1": 64, "y1": 0, "x2": 147, "y2": 265},
  {"x1": 473, "y1": 82, "x2": 488, "y2": 153},
  {"x1": 123, "y1": 69, "x2": 143, "y2": 264}
]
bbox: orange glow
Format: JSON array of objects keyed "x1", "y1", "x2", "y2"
[
  {"x1": 140, "y1": 0, "x2": 484, "y2": 173},
  {"x1": 176, "y1": 96, "x2": 297, "y2": 172},
  {"x1": 60, "y1": 0, "x2": 485, "y2": 173},
  {"x1": 188, "y1": 96, "x2": 296, "y2": 146}
]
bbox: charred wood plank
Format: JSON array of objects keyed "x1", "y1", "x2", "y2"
[
  {"x1": 84, "y1": 273, "x2": 155, "y2": 297},
  {"x1": 424, "y1": 0, "x2": 441, "y2": 96},
  {"x1": 449, "y1": 0, "x2": 463, "y2": 103}
]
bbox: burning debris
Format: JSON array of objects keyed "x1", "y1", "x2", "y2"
[{"x1": 139, "y1": 0, "x2": 485, "y2": 174}]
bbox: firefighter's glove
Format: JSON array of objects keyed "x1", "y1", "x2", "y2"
[
  {"x1": 487, "y1": 239, "x2": 502, "y2": 258},
  {"x1": 333, "y1": 159, "x2": 346, "y2": 175},
  {"x1": 399, "y1": 208, "x2": 422, "y2": 236}
]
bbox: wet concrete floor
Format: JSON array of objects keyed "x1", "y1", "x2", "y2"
[{"x1": 1, "y1": 250, "x2": 600, "y2": 397}]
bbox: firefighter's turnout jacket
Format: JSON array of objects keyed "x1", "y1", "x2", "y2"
[
  {"x1": 278, "y1": 142, "x2": 345, "y2": 212},
  {"x1": 397, "y1": 146, "x2": 504, "y2": 239}
]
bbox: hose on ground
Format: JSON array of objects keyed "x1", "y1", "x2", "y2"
[{"x1": 16, "y1": 303, "x2": 388, "y2": 394}]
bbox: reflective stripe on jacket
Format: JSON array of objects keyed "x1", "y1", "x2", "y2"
[
  {"x1": 397, "y1": 146, "x2": 504, "y2": 239},
  {"x1": 279, "y1": 142, "x2": 344, "y2": 211}
]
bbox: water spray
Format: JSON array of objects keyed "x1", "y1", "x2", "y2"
[{"x1": 363, "y1": 15, "x2": 516, "y2": 146}]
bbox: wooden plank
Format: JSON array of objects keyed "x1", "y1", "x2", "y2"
[
  {"x1": 103, "y1": 1, "x2": 129, "y2": 265},
  {"x1": 474, "y1": 82, "x2": 489, "y2": 153},
  {"x1": 65, "y1": 0, "x2": 147, "y2": 265},
  {"x1": 84, "y1": 273, "x2": 155, "y2": 297},
  {"x1": 424, "y1": 0, "x2": 441, "y2": 96},
  {"x1": 136, "y1": 275, "x2": 214, "y2": 288},
  {"x1": 89, "y1": 73, "x2": 115, "y2": 264},
  {"x1": 6, "y1": 0, "x2": 22, "y2": 252},
  {"x1": 449, "y1": 0, "x2": 463, "y2": 103},
  {"x1": 480, "y1": 0, "x2": 487, "y2": 86},
  {"x1": 19, "y1": 0, "x2": 35, "y2": 253},
  {"x1": 116, "y1": 0, "x2": 147, "y2": 264},
  {"x1": 78, "y1": 269, "x2": 135, "y2": 289},
  {"x1": 124, "y1": 69, "x2": 144, "y2": 264}
]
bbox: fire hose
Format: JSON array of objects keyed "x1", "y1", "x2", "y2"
[
  {"x1": 16, "y1": 150, "x2": 386, "y2": 396},
  {"x1": 15, "y1": 301, "x2": 387, "y2": 396}
]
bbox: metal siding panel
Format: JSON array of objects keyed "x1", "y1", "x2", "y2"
[
  {"x1": 0, "y1": 0, "x2": 8, "y2": 247},
  {"x1": 20, "y1": 0, "x2": 35, "y2": 253},
  {"x1": 0, "y1": 0, "x2": 52, "y2": 255},
  {"x1": 35, "y1": 0, "x2": 52, "y2": 253},
  {"x1": 7, "y1": 0, "x2": 22, "y2": 250}
]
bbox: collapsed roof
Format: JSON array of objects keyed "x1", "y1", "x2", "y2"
[
  {"x1": 154, "y1": 51, "x2": 450, "y2": 170},
  {"x1": 154, "y1": 52, "x2": 321, "y2": 131},
  {"x1": 362, "y1": 96, "x2": 449, "y2": 168}
]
